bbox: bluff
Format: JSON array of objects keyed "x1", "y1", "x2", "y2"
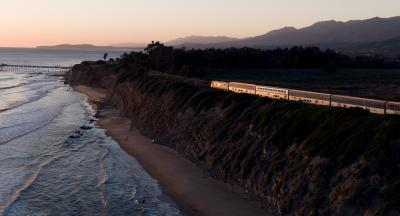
[{"x1": 66, "y1": 62, "x2": 400, "y2": 215}]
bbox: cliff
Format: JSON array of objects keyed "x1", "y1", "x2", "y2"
[{"x1": 66, "y1": 62, "x2": 400, "y2": 215}]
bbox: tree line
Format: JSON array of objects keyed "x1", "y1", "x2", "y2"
[{"x1": 106, "y1": 41, "x2": 400, "y2": 77}]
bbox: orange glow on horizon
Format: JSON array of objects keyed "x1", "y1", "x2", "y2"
[{"x1": 0, "y1": 0, "x2": 399, "y2": 48}]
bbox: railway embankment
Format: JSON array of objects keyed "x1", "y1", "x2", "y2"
[{"x1": 66, "y1": 62, "x2": 400, "y2": 215}]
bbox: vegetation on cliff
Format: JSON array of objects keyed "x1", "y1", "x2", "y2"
[
  {"x1": 103, "y1": 42, "x2": 400, "y2": 100},
  {"x1": 66, "y1": 59, "x2": 400, "y2": 215},
  {"x1": 110, "y1": 41, "x2": 400, "y2": 78}
]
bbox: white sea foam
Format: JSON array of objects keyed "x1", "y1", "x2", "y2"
[{"x1": 0, "y1": 48, "x2": 182, "y2": 216}]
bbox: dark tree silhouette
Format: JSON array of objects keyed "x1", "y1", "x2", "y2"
[{"x1": 115, "y1": 43, "x2": 400, "y2": 77}]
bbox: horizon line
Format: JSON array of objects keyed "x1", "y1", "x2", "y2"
[{"x1": 1, "y1": 15, "x2": 399, "y2": 48}]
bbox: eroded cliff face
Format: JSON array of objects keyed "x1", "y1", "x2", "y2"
[
  {"x1": 67, "y1": 63, "x2": 400, "y2": 215},
  {"x1": 65, "y1": 62, "x2": 117, "y2": 89}
]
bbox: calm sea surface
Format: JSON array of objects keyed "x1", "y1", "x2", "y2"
[{"x1": 0, "y1": 48, "x2": 182, "y2": 215}]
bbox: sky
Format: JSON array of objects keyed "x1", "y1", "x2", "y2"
[{"x1": 0, "y1": 0, "x2": 399, "y2": 47}]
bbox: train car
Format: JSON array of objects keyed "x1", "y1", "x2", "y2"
[
  {"x1": 331, "y1": 95, "x2": 386, "y2": 114},
  {"x1": 210, "y1": 81, "x2": 229, "y2": 91},
  {"x1": 228, "y1": 82, "x2": 256, "y2": 95},
  {"x1": 255, "y1": 85, "x2": 289, "y2": 100},
  {"x1": 289, "y1": 90, "x2": 332, "y2": 106},
  {"x1": 386, "y1": 101, "x2": 400, "y2": 115}
]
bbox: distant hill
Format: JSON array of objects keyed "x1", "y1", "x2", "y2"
[
  {"x1": 180, "y1": 16, "x2": 400, "y2": 53},
  {"x1": 37, "y1": 44, "x2": 113, "y2": 49},
  {"x1": 109, "y1": 43, "x2": 147, "y2": 48},
  {"x1": 166, "y1": 36, "x2": 239, "y2": 46}
]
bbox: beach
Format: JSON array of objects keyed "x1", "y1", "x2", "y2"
[
  {"x1": 0, "y1": 55, "x2": 182, "y2": 215},
  {"x1": 74, "y1": 85, "x2": 274, "y2": 216}
]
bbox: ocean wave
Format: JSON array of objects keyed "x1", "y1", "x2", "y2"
[
  {"x1": 0, "y1": 146, "x2": 76, "y2": 215},
  {"x1": 0, "y1": 77, "x2": 15, "y2": 82},
  {"x1": 0, "y1": 117, "x2": 57, "y2": 145},
  {"x1": 0, "y1": 157, "x2": 55, "y2": 215},
  {"x1": 0, "y1": 107, "x2": 10, "y2": 113},
  {"x1": 0, "y1": 87, "x2": 59, "y2": 115},
  {"x1": 96, "y1": 147, "x2": 111, "y2": 212},
  {"x1": 0, "y1": 102, "x2": 61, "y2": 119},
  {"x1": 0, "y1": 84, "x2": 21, "y2": 91},
  {"x1": 96, "y1": 148, "x2": 110, "y2": 188},
  {"x1": 0, "y1": 82, "x2": 58, "y2": 96},
  {"x1": 0, "y1": 97, "x2": 78, "y2": 144}
]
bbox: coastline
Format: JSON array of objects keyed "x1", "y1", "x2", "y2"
[{"x1": 73, "y1": 85, "x2": 274, "y2": 216}]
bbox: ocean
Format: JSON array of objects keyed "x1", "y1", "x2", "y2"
[{"x1": 0, "y1": 48, "x2": 183, "y2": 216}]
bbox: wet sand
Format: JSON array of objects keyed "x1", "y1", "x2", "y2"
[{"x1": 74, "y1": 85, "x2": 274, "y2": 216}]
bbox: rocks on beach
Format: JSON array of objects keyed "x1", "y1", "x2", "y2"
[
  {"x1": 69, "y1": 134, "x2": 81, "y2": 139},
  {"x1": 80, "y1": 126, "x2": 93, "y2": 130}
]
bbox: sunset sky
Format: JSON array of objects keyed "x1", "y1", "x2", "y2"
[{"x1": 1, "y1": 0, "x2": 399, "y2": 47}]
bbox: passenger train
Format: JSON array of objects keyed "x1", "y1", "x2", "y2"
[{"x1": 210, "y1": 81, "x2": 400, "y2": 115}]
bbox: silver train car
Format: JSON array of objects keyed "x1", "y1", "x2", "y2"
[
  {"x1": 211, "y1": 81, "x2": 229, "y2": 91},
  {"x1": 331, "y1": 95, "x2": 386, "y2": 114},
  {"x1": 228, "y1": 82, "x2": 257, "y2": 95},
  {"x1": 210, "y1": 80, "x2": 400, "y2": 115},
  {"x1": 386, "y1": 101, "x2": 400, "y2": 115},
  {"x1": 289, "y1": 90, "x2": 332, "y2": 106},
  {"x1": 256, "y1": 85, "x2": 289, "y2": 100}
]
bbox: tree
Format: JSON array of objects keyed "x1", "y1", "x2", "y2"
[
  {"x1": 143, "y1": 41, "x2": 174, "y2": 71},
  {"x1": 144, "y1": 41, "x2": 165, "y2": 53},
  {"x1": 103, "y1": 53, "x2": 109, "y2": 62}
]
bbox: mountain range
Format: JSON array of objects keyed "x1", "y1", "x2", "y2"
[
  {"x1": 165, "y1": 36, "x2": 239, "y2": 46},
  {"x1": 38, "y1": 16, "x2": 400, "y2": 54},
  {"x1": 37, "y1": 43, "x2": 146, "y2": 49},
  {"x1": 167, "y1": 16, "x2": 400, "y2": 54}
]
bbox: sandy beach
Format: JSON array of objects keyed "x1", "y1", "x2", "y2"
[{"x1": 74, "y1": 85, "x2": 274, "y2": 216}]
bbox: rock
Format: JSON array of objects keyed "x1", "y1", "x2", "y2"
[{"x1": 80, "y1": 126, "x2": 93, "y2": 130}]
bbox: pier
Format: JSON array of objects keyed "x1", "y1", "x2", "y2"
[{"x1": 0, "y1": 64, "x2": 71, "y2": 75}]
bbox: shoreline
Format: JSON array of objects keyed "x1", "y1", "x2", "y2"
[{"x1": 73, "y1": 85, "x2": 274, "y2": 216}]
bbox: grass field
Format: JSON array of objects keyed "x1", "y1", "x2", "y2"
[{"x1": 205, "y1": 68, "x2": 400, "y2": 101}]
